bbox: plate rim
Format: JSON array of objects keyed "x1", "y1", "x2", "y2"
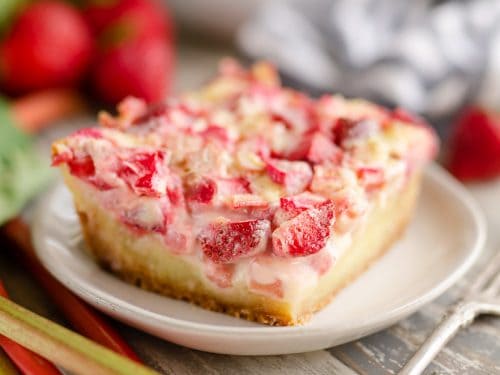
[{"x1": 32, "y1": 164, "x2": 486, "y2": 340}]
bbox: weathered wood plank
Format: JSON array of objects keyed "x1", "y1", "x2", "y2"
[{"x1": 121, "y1": 324, "x2": 356, "y2": 375}]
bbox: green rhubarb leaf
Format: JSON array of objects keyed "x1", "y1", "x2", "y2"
[
  {"x1": 0, "y1": 0, "x2": 30, "y2": 35},
  {"x1": 0, "y1": 97, "x2": 52, "y2": 225}
]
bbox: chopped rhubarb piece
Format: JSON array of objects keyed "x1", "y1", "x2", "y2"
[
  {"x1": 306, "y1": 132, "x2": 343, "y2": 164},
  {"x1": 185, "y1": 176, "x2": 217, "y2": 203},
  {"x1": 357, "y1": 167, "x2": 385, "y2": 192},
  {"x1": 199, "y1": 219, "x2": 271, "y2": 263},
  {"x1": 272, "y1": 201, "x2": 336, "y2": 257},
  {"x1": 265, "y1": 158, "x2": 313, "y2": 195},
  {"x1": 447, "y1": 107, "x2": 500, "y2": 181}
]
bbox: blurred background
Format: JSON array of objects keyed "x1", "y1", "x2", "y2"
[{"x1": 2, "y1": 0, "x2": 500, "y2": 183}]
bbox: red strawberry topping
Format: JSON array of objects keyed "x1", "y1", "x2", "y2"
[
  {"x1": 199, "y1": 219, "x2": 271, "y2": 263},
  {"x1": 274, "y1": 192, "x2": 327, "y2": 226},
  {"x1": 265, "y1": 158, "x2": 313, "y2": 194},
  {"x1": 68, "y1": 155, "x2": 95, "y2": 178},
  {"x1": 447, "y1": 107, "x2": 500, "y2": 181},
  {"x1": 117, "y1": 150, "x2": 167, "y2": 196},
  {"x1": 272, "y1": 201, "x2": 336, "y2": 257},
  {"x1": 306, "y1": 132, "x2": 343, "y2": 164},
  {"x1": 185, "y1": 176, "x2": 217, "y2": 203}
]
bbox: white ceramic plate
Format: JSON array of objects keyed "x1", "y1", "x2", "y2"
[{"x1": 32, "y1": 164, "x2": 485, "y2": 355}]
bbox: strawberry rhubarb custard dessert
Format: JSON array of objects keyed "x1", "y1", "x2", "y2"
[{"x1": 52, "y1": 60, "x2": 438, "y2": 326}]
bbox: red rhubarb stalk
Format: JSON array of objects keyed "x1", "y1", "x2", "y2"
[
  {"x1": 3, "y1": 219, "x2": 141, "y2": 362},
  {"x1": 0, "y1": 281, "x2": 61, "y2": 375}
]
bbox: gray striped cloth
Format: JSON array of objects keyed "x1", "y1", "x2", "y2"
[{"x1": 238, "y1": 0, "x2": 500, "y2": 126}]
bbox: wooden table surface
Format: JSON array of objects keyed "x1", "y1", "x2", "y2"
[{"x1": 2, "y1": 43, "x2": 499, "y2": 375}]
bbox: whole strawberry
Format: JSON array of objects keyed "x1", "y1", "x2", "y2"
[
  {"x1": 92, "y1": 35, "x2": 173, "y2": 104},
  {"x1": 447, "y1": 107, "x2": 500, "y2": 181},
  {"x1": 83, "y1": 0, "x2": 172, "y2": 42},
  {"x1": 0, "y1": 1, "x2": 93, "y2": 94},
  {"x1": 84, "y1": 0, "x2": 174, "y2": 104}
]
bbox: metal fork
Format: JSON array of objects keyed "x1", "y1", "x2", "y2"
[{"x1": 400, "y1": 250, "x2": 500, "y2": 375}]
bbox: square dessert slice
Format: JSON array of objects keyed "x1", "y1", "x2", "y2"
[{"x1": 52, "y1": 60, "x2": 438, "y2": 326}]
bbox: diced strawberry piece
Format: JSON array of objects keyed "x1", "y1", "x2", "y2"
[
  {"x1": 68, "y1": 155, "x2": 95, "y2": 177},
  {"x1": 272, "y1": 201, "x2": 335, "y2": 257},
  {"x1": 357, "y1": 167, "x2": 385, "y2": 192},
  {"x1": 306, "y1": 132, "x2": 343, "y2": 164},
  {"x1": 274, "y1": 192, "x2": 327, "y2": 226},
  {"x1": 117, "y1": 150, "x2": 166, "y2": 196},
  {"x1": 447, "y1": 107, "x2": 500, "y2": 181},
  {"x1": 199, "y1": 219, "x2": 271, "y2": 263},
  {"x1": 185, "y1": 176, "x2": 217, "y2": 203},
  {"x1": 265, "y1": 158, "x2": 313, "y2": 194},
  {"x1": 333, "y1": 118, "x2": 379, "y2": 146}
]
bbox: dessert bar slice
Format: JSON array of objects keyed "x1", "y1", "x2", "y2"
[{"x1": 52, "y1": 60, "x2": 437, "y2": 325}]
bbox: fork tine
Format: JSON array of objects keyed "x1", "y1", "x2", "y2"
[
  {"x1": 484, "y1": 270, "x2": 500, "y2": 297},
  {"x1": 467, "y1": 251, "x2": 500, "y2": 296}
]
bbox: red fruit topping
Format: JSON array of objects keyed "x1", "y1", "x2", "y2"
[
  {"x1": 185, "y1": 176, "x2": 217, "y2": 203},
  {"x1": 117, "y1": 150, "x2": 166, "y2": 196},
  {"x1": 272, "y1": 201, "x2": 335, "y2": 257},
  {"x1": 447, "y1": 107, "x2": 500, "y2": 181},
  {"x1": 265, "y1": 158, "x2": 313, "y2": 194},
  {"x1": 274, "y1": 192, "x2": 328, "y2": 226},
  {"x1": 199, "y1": 219, "x2": 271, "y2": 263},
  {"x1": 333, "y1": 118, "x2": 379, "y2": 146},
  {"x1": 0, "y1": 1, "x2": 93, "y2": 94},
  {"x1": 306, "y1": 132, "x2": 343, "y2": 164},
  {"x1": 68, "y1": 155, "x2": 95, "y2": 178},
  {"x1": 357, "y1": 167, "x2": 385, "y2": 192}
]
